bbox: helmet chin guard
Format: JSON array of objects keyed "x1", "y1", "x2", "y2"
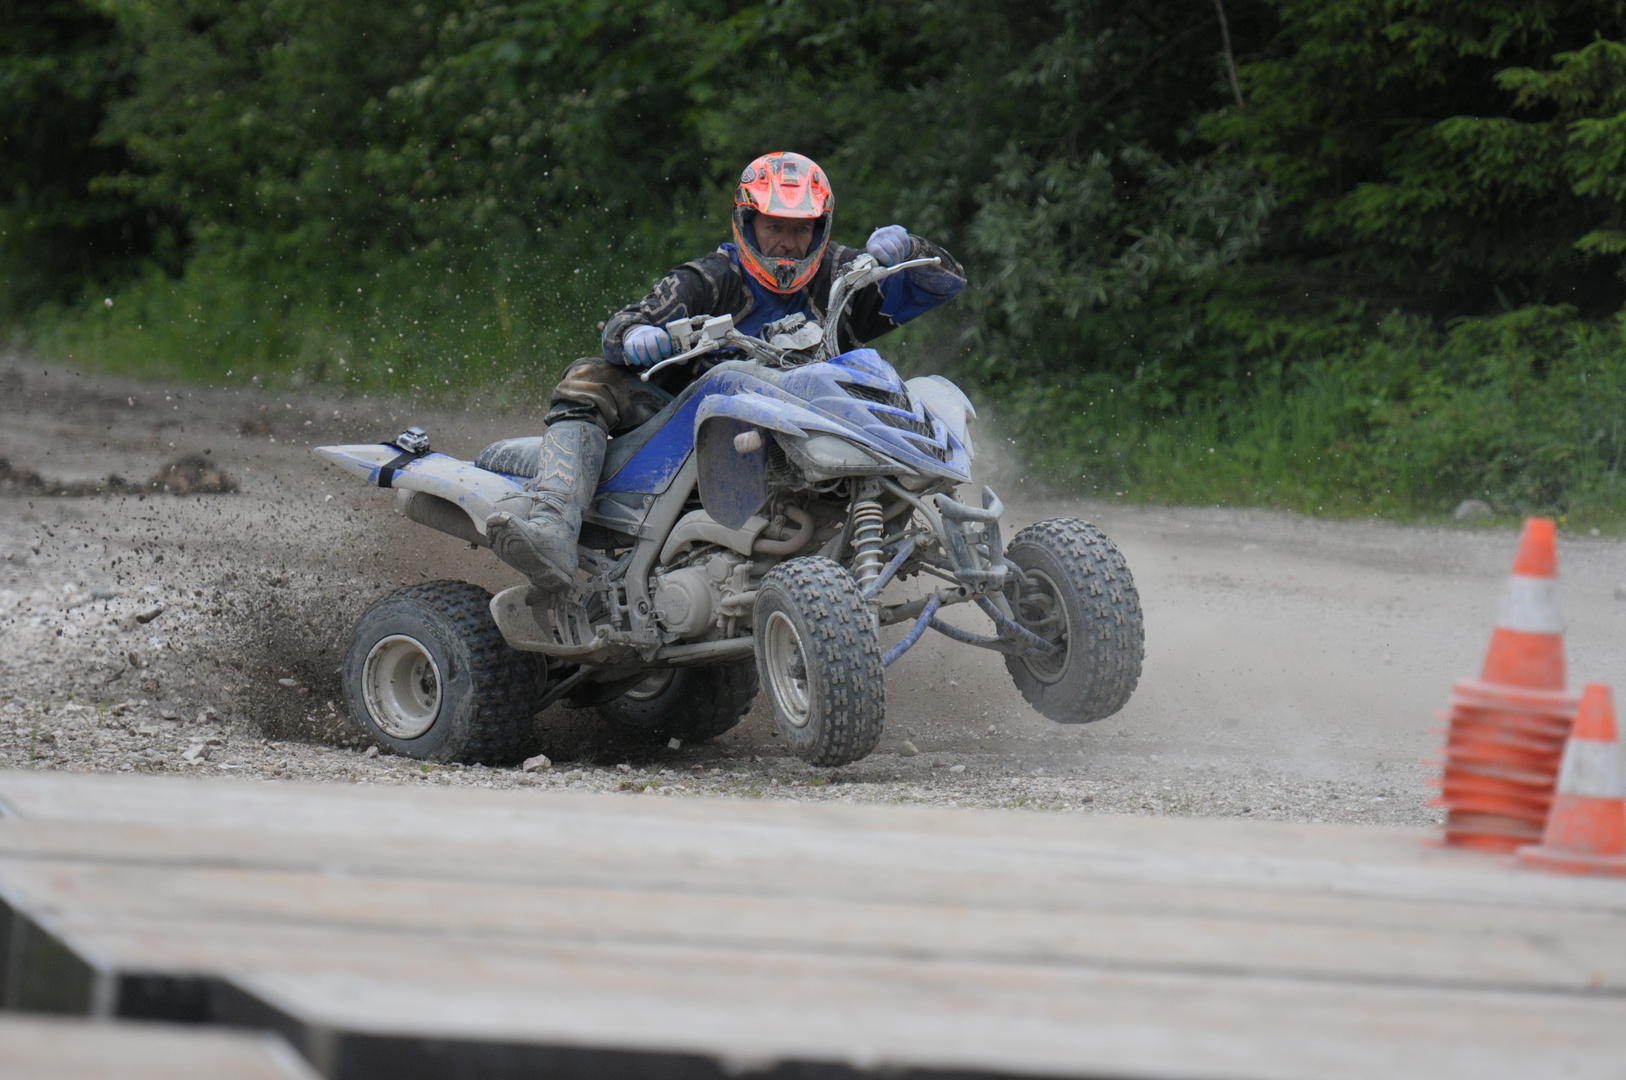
[{"x1": 732, "y1": 152, "x2": 833, "y2": 295}]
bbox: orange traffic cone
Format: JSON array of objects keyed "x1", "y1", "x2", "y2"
[
  {"x1": 1517, "y1": 683, "x2": 1626, "y2": 876},
  {"x1": 1433, "y1": 518, "x2": 1579, "y2": 852},
  {"x1": 1479, "y1": 516, "x2": 1565, "y2": 689}
]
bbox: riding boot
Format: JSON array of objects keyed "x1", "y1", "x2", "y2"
[{"x1": 485, "y1": 420, "x2": 607, "y2": 591}]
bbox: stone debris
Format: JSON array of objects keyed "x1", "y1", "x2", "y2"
[
  {"x1": 1453, "y1": 499, "x2": 1493, "y2": 521},
  {"x1": 522, "y1": 753, "x2": 552, "y2": 772}
]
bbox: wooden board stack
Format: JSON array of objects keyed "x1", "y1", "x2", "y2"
[
  {"x1": 1, "y1": 771, "x2": 1623, "y2": 1079},
  {"x1": 0, "y1": 1013, "x2": 318, "y2": 1080}
]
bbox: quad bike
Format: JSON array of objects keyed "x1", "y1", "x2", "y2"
[{"x1": 314, "y1": 254, "x2": 1144, "y2": 766}]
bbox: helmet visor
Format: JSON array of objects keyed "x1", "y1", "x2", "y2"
[{"x1": 735, "y1": 207, "x2": 831, "y2": 294}]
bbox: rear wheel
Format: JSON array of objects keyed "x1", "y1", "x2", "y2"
[
  {"x1": 596, "y1": 661, "x2": 759, "y2": 744},
  {"x1": 342, "y1": 580, "x2": 544, "y2": 763},
  {"x1": 1002, "y1": 518, "x2": 1143, "y2": 723},
  {"x1": 753, "y1": 557, "x2": 885, "y2": 766}
]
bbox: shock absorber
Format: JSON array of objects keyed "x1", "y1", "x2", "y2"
[{"x1": 850, "y1": 498, "x2": 885, "y2": 592}]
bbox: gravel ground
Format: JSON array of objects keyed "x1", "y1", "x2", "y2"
[{"x1": 7, "y1": 359, "x2": 1621, "y2": 827}]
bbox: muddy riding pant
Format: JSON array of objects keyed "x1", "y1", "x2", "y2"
[{"x1": 543, "y1": 356, "x2": 706, "y2": 436}]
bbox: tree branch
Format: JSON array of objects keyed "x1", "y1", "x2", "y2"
[{"x1": 1214, "y1": 0, "x2": 1245, "y2": 109}]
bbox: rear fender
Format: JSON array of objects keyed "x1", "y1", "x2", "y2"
[{"x1": 312, "y1": 445, "x2": 520, "y2": 537}]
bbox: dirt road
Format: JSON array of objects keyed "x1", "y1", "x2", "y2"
[{"x1": 4, "y1": 359, "x2": 1620, "y2": 824}]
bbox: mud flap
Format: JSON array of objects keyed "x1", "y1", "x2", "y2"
[{"x1": 696, "y1": 417, "x2": 768, "y2": 530}]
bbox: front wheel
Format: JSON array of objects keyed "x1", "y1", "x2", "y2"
[
  {"x1": 753, "y1": 557, "x2": 885, "y2": 766},
  {"x1": 341, "y1": 580, "x2": 544, "y2": 763},
  {"x1": 1002, "y1": 518, "x2": 1144, "y2": 723}
]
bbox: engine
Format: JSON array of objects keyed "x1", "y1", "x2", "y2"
[{"x1": 651, "y1": 551, "x2": 755, "y2": 639}]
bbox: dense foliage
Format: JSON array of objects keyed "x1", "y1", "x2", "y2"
[
  {"x1": 1207, "y1": 0, "x2": 1626, "y2": 314},
  {"x1": 4, "y1": 0, "x2": 1626, "y2": 521},
  {"x1": 0, "y1": 0, "x2": 153, "y2": 311}
]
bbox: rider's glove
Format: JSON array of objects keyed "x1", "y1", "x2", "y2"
[
  {"x1": 623, "y1": 324, "x2": 673, "y2": 368},
  {"x1": 866, "y1": 225, "x2": 911, "y2": 267}
]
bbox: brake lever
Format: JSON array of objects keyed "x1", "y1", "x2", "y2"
[
  {"x1": 640, "y1": 339, "x2": 717, "y2": 381},
  {"x1": 857, "y1": 255, "x2": 940, "y2": 287}
]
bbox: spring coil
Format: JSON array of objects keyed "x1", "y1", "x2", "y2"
[{"x1": 850, "y1": 499, "x2": 886, "y2": 591}]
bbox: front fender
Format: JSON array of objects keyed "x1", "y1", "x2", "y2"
[
  {"x1": 906, "y1": 375, "x2": 976, "y2": 461},
  {"x1": 693, "y1": 394, "x2": 878, "y2": 529},
  {"x1": 694, "y1": 391, "x2": 862, "y2": 441}
]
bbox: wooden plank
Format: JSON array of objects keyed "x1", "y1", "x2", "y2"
[
  {"x1": 1, "y1": 770, "x2": 1624, "y2": 1080},
  {"x1": 2, "y1": 772, "x2": 1617, "y2": 913},
  {"x1": 0, "y1": 1014, "x2": 318, "y2": 1080},
  {"x1": 231, "y1": 958, "x2": 1626, "y2": 1080},
  {"x1": 1, "y1": 848, "x2": 1622, "y2": 994}
]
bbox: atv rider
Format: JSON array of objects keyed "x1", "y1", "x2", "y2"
[{"x1": 486, "y1": 150, "x2": 968, "y2": 591}]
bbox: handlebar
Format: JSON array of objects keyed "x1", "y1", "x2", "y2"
[{"x1": 635, "y1": 253, "x2": 942, "y2": 381}]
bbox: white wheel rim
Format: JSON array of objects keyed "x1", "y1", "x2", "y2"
[
  {"x1": 622, "y1": 670, "x2": 675, "y2": 702},
  {"x1": 1018, "y1": 568, "x2": 1072, "y2": 685},
  {"x1": 763, "y1": 610, "x2": 812, "y2": 728},
  {"x1": 362, "y1": 634, "x2": 444, "y2": 739}
]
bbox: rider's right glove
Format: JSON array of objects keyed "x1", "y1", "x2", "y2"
[{"x1": 623, "y1": 324, "x2": 673, "y2": 368}]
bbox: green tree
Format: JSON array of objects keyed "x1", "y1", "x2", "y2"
[
  {"x1": 1206, "y1": 0, "x2": 1626, "y2": 316},
  {"x1": 0, "y1": 0, "x2": 152, "y2": 310},
  {"x1": 96, "y1": 0, "x2": 455, "y2": 270},
  {"x1": 1443, "y1": 38, "x2": 1626, "y2": 264}
]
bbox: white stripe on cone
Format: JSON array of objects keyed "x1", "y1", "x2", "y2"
[
  {"x1": 1555, "y1": 737, "x2": 1624, "y2": 800},
  {"x1": 1496, "y1": 575, "x2": 1565, "y2": 634}
]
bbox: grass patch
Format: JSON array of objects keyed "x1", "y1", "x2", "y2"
[
  {"x1": 993, "y1": 307, "x2": 1626, "y2": 528},
  {"x1": 11, "y1": 222, "x2": 671, "y2": 409}
]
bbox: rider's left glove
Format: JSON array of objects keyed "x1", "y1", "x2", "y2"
[
  {"x1": 866, "y1": 225, "x2": 911, "y2": 267},
  {"x1": 623, "y1": 324, "x2": 673, "y2": 368}
]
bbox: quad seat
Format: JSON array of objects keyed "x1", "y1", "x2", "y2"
[{"x1": 472, "y1": 362, "x2": 760, "y2": 484}]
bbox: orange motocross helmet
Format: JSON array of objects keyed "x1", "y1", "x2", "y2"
[{"x1": 732, "y1": 151, "x2": 834, "y2": 294}]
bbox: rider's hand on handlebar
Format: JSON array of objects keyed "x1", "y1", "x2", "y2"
[
  {"x1": 623, "y1": 325, "x2": 673, "y2": 368},
  {"x1": 866, "y1": 225, "x2": 911, "y2": 267}
]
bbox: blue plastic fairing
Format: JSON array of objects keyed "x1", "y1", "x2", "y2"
[{"x1": 597, "y1": 349, "x2": 972, "y2": 498}]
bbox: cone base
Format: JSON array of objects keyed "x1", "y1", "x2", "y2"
[
  {"x1": 1516, "y1": 844, "x2": 1626, "y2": 877},
  {"x1": 1439, "y1": 809, "x2": 1545, "y2": 852}
]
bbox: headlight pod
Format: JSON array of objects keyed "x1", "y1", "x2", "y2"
[{"x1": 781, "y1": 433, "x2": 896, "y2": 480}]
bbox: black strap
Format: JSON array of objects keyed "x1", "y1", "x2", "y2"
[{"x1": 377, "y1": 449, "x2": 420, "y2": 488}]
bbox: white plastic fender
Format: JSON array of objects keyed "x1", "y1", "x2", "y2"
[
  {"x1": 312, "y1": 445, "x2": 523, "y2": 537},
  {"x1": 906, "y1": 375, "x2": 976, "y2": 461}
]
